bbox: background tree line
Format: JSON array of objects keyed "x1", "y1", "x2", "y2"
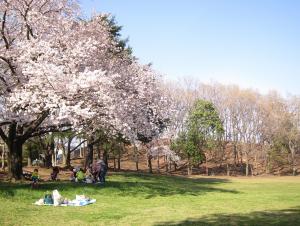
[{"x1": 167, "y1": 80, "x2": 300, "y2": 176}]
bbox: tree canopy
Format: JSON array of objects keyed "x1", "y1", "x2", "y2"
[{"x1": 172, "y1": 99, "x2": 223, "y2": 174}]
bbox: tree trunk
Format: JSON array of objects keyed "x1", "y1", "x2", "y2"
[
  {"x1": 187, "y1": 163, "x2": 192, "y2": 175},
  {"x1": 103, "y1": 149, "x2": 108, "y2": 166},
  {"x1": 45, "y1": 151, "x2": 52, "y2": 168},
  {"x1": 52, "y1": 152, "x2": 56, "y2": 167},
  {"x1": 245, "y1": 157, "x2": 249, "y2": 176},
  {"x1": 66, "y1": 139, "x2": 72, "y2": 168},
  {"x1": 85, "y1": 142, "x2": 93, "y2": 169},
  {"x1": 266, "y1": 161, "x2": 270, "y2": 174},
  {"x1": 61, "y1": 137, "x2": 70, "y2": 166},
  {"x1": 250, "y1": 164, "x2": 254, "y2": 176},
  {"x1": 0, "y1": 112, "x2": 51, "y2": 179},
  {"x1": 117, "y1": 152, "x2": 121, "y2": 171},
  {"x1": 44, "y1": 150, "x2": 52, "y2": 168},
  {"x1": 290, "y1": 145, "x2": 297, "y2": 176},
  {"x1": 7, "y1": 139, "x2": 24, "y2": 180},
  {"x1": 66, "y1": 149, "x2": 71, "y2": 168},
  {"x1": 3, "y1": 123, "x2": 24, "y2": 179},
  {"x1": 206, "y1": 157, "x2": 209, "y2": 176},
  {"x1": 292, "y1": 153, "x2": 297, "y2": 176},
  {"x1": 1, "y1": 147, "x2": 5, "y2": 170},
  {"x1": 135, "y1": 160, "x2": 139, "y2": 171},
  {"x1": 27, "y1": 149, "x2": 32, "y2": 167},
  {"x1": 187, "y1": 156, "x2": 192, "y2": 175},
  {"x1": 80, "y1": 141, "x2": 86, "y2": 159},
  {"x1": 97, "y1": 144, "x2": 101, "y2": 159},
  {"x1": 293, "y1": 166, "x2": 297, "y2": 176},
  {"x1": 113, "y1": 156, "x2": 116, "y2": 171},
  {"x1": 233, "y1": 144, "x2": 237, "y2": 166},
  {"x1": 157, "y1": 154, "x2": 160, "y2": 173},
  {"x1": 134, "y1": 145, "x2": 138, "y2": 171},
  {"x1": 45, "y1": 139, "x2": 54, "y2": 168},
  {"x1": 165, "y1": 155, "x2": 169, "y2": 172},
  {"x1": 79, "y1": 142, "x2": 83, "y2": 158},
  {"x1": 265, "y1": 152, "x2": 270, "y2": 174},
  {"x1": 62, "y1": 150, "x2": 67, "y2": 166},
  {"x1": 148, "y1": 155, "x2": 152, "y2": 174},
  {"x1": 240, "y1": 150, "x2": 243, "y2": 166},
  {"x1": 27, "y1": 156, "x2": 32, "y2": 167},
  {"x1": 226, "y1": 163, "x2": 230, "y2": 176},
  {"x1": 254, "y1": 153, "x2": 257, "y2": 176}
]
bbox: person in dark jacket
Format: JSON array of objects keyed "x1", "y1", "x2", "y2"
[
  {"x1": 50, "y1": 166, "x2": 59, "y2": 180},
  {"x1": 98, "y1": 160, "x2": 108, "y2": 184}
]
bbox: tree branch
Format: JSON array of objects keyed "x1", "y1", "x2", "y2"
[
  {"x1": 1, "y1": 10, "x2": 10, "y2": 49},
  {"x1": 21, "y1": 110, "x2": 50, "y2": 141},
  {"x1": 0, "y1": 121, "x2": 12, "y2": 127},
  {"x1": 0, "y1": 56, "x2": 18, "y2": 83},
  {"x1": 0, "y1": 73, "x2": 11, "y2": 92},
  {"x1": 70, "y1": 139, "x2": 87, "y2": 153},
  {"x1": 0, "y1": 127, "x2": 8, "y2": 143},
  {"x1": 29, "y1": 124, "x2": 72, "y2": 138}
]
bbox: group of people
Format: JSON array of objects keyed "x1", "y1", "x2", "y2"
[
  {"x1": 70, "y1": 160, "x2": 108, "y2": 184},
  {"x1": 30, "y1": 166, "x2": 60, "y2": 188},
  {"x1": 29, "y1": 159, "x2": 108, "y2": 188}
]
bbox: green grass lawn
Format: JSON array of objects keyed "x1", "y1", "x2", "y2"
[{"x1": 1, "y1": 173, "x2": 300, "y2": 226}]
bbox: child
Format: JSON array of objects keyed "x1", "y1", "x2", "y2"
[
  {"x1": 31, "y1": 168, "x2": 39, "y2": 189},
  {"x1": 76, "y1": 168, "x2": 85, "y2": 182}
]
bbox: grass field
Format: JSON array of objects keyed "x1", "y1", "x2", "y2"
[{"x1": 0, "y1": 173, "x2": 300, "y2": 226}]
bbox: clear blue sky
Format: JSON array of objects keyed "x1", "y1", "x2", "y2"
[{"x1": 80, "y1": 0, "x2": 300, "y2": 95}]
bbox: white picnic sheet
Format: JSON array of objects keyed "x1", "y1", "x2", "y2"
[
  {"x1": 34, "y1": 190, "x2": 96, "y2": 207},
  {"x1": 34, "y1": 199, "x2": 96, "y2": 206}
]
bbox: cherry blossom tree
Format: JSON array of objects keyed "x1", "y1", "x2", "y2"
[
  {"x1": 0, "y1": 0, "x2": 172, "y2": 179},
  {"x1": 0, "y1": 0, "x2": 83, "y2": 179},
  {"x1": 0, "y1": 0, "x2": 169, "y2": 179}
]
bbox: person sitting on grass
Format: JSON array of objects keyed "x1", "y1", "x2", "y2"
[
  {"x1": 50, "y1": 166, "x2": 59, "y2": 181},
  {"x1": 23, "y1": 170, "x2": 32, "y2": 180},
  {"x1": 70, "y1": 168, "x2": 77, "y2": 182},
  {"x1": 31, "y1": 168, "x2": 40, "y2": 188},
  {"x1": 75, "y1": 168, "x2": 85, "y2": 182},
  {"x1": 85, "y1": 167, "x2": 94, "y2": 183}
]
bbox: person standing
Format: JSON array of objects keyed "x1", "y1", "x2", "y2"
[
  {"x1": 99, "y1": 160, "x2": 108, "y2": 184},
  {"x1": 92, "y1": 161, "x2": 101, "y2": 182}
]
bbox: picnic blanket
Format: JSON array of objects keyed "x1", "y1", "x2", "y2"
[
  {"x1": 34, "y1": 190, "x2": 96, "y2": 207},
  {"x1": 34, "y1": 198, "x2": 96, "y2": 206}
]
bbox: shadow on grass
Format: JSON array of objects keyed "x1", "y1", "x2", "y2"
[
  {"x1": 0, "y1": 172, "x2": 237, "y2": 199},
  {"x1": 107, "y1": 173, "x2": 237, "y2": 198},
  {"x1": 155, "y1": 207, "x2": 300, "y2": 226},
  {"x1": 0, "y1": 181, "x2": 101, "y2": 197}
]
